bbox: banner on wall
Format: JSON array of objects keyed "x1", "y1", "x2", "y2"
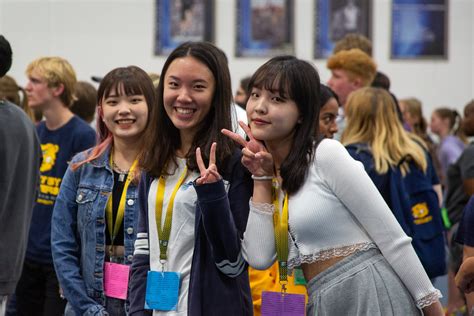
[
  {"x1": 314, "y1": 0, "x2": 372, "y2": 59},
  {"x1": 391, "y1": 0, "x2": 448, "y2": 59},
  {"x1": 155, "y1": 0, "x2": 214, "y2": 55},
  {"x1": 236, "y1": 0, "x2": 294, "y2": 57}
]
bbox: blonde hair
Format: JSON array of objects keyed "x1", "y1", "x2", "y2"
[
  {"x1": 342, "y1": 87, "x2": 427, "y2": 175},
  {"x1": 0, "y1": 75, "x2": 35, "y2": 121},
  {"x1": 26, "y1": 56, "x2": 77, "y2": 107},
  {"x1": 327, "y1": 49, "x2": 377, "y2": 87},
  {"x1": 400, "y1": 97, "x2": 428, "y2": 137},
  {"x1": 333, "y1": 33, "x2": 373, "y2": 56}
]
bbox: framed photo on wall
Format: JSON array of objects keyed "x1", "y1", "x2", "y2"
[
  {"x1": 391, "y1": 0, "x2": 448, "y2": 59},
  {"x1": 236, "y1": 0, "x2": 294, "y2": 57},
  {"x1": 314, "y1": 0, "x2": 372, "y2": 59},
  {"x1": 155, "y1": 0, "x2": 214, "y2": 55}
]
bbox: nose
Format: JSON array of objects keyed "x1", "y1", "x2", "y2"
[
  {"x1": 117, "y1": 100, "x2": 132, "y2": 115},
  {"x1": 177, "y1": 87, "x2": 192, "y2": 103},
  {"x1": 253, "y1": 97, "x2": 267, "y2": 114},
  {"x1": 329, "y1": 121, "x2": 338, "y2": 134},
  {"x1": 25, "y1": 81, "x2": 33, "y2": 92},
  {"x1": 327, "y1": 77, "x2": 334, "y2": 88}
]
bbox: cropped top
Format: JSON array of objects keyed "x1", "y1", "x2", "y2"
[{"x1": 242, "y1": 139, "x2": 441, "y2": 309}]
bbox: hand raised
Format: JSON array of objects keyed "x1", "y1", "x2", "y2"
[
  {"x1": 195, "y1": 142, "x2": 222, "y2": 185},
  {"x1": 221, "y1": 121, "x2": 274, "y2": 177}
]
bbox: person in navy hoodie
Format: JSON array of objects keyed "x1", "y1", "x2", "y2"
[{"x1": 128, "y1": 41, "x2": 253, "y2": 315}]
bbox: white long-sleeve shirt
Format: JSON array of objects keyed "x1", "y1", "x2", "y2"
[{"x1": 242, "y1": 139, "x2": 440, "y2": 309}]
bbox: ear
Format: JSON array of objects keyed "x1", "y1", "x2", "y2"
[
  {"x1": 97, "y1": 106, "x2": 104, "y2": 120},
  {"x1": 51, "y1": 83, "x2": 65, "y2": 97},
  {"x1": 352, "y1": 77, "x2": 363, "y2": 89}
]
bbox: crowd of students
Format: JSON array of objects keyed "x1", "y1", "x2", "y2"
[{"x1": 1, "y1": 32, "x2": 473, "y2": 316}]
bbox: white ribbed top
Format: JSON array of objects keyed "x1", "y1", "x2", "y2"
[{"x1": 242, "y1": 139, "x2": 441, "y2": 309}]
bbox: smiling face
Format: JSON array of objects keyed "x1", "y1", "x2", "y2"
[
  {"x1": 100, "y1": 84, "x2": 148, "y2": 143},
  {"x1": 319, "y1": 97, "x2": 339, "y2": 138},
  {"x1": 163, "y1": 56, "x2": 215, "y2": 141},
  {"x1": 246, "y1": 86, "x2": 300, "y2": 146}
]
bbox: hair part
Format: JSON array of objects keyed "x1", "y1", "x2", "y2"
[
  {"x1": 342, "y1": 87, "x2": 427, "y2": 176},
  {"x1": 320, "y1": 84, "x2": 340, "y2": 108},
  {"x1": 70, "y1": 81, "x2": 97, "y2": 123},
  {"x1": 25, "y1": 56, "x2": 77, "y2": 107},
  {"x1": 140, "y1": 41, "x2": 235, "y2": 177},
  {"x1": 0, "y1": 75, "x2": 35, "y2": 121},
  {"x1": 249, "y1": 55, "x2": 321, "y2": 195}
]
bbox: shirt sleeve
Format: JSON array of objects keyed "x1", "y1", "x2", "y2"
[
  {"x1": 317, "y1": 139, "x2": 440, "y2": 309},
  {"x1": 241, "y1": 200, "x2": 277, "y2": 270},
  {"x1": 460, "y1": 145, "x2": 474, "y2": 179}
]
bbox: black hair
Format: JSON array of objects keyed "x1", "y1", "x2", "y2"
[{"x1": 0, "y1": 35, "x2": 13, "y2": 77}]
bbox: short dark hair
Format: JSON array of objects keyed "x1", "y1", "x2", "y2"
[
  {"x1": 0, "y1": 35, "x2": 13, "y2": 77},
  {"x1": 140, "y1": 41, "x2": 235, "y2": 177},
  {"x1": 71, "y1": 81, "x2": 97, "y2": 123}
]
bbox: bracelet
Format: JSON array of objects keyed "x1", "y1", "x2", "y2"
[{"x1": 251, "y1": 175, "x2": 273, "y2": 181}]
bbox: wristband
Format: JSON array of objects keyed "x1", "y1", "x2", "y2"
[{"x1": 251, "y1": 175, "x2": 273, "y2": 181}]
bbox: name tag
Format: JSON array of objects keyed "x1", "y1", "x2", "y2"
[
  {"x1": 103, "y1": 262, "x2": 130, "y2": 300},
  {"x1": 145, "y1": 271, "x2": 180, "y2": 311},
  {"x1": 261, "y1": 291, "x2": 305, "y2": 316}
]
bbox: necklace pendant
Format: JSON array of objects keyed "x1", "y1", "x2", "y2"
[{"x1": 118, "y1": 173, "x2": 125, "y2": 182}]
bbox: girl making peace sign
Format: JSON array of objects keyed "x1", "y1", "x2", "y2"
[
  {"x1": 223, "y1": 55, "x2": 443, "y2": 316},
  {"x1": 128, "y1": 42, "x2": 253, "y2": 316}
]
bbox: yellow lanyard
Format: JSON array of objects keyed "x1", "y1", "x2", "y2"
[
  {"x1": 272, "y1": 178, "x2": 289, "y2": 290},
  {"x1": 155, "y1": 166, "x2": 188, "y2": 262},
  {"x1": 106, "y1": 154, "x2": 138, "y2": 245}
]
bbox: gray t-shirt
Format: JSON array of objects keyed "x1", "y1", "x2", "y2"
[{"x1": 445, "y1": 143, "x2": 474, "y2": 224}]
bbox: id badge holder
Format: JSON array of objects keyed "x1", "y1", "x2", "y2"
[
  {"x1": 261, "y1": 282, "x2": 305, "y2": 316},
  {"x1": 145, "y1": 270, "x2": 181, "y2": 311},
  {"x1": 103, "y1": 262, "x2": 130, "y2": 300}
]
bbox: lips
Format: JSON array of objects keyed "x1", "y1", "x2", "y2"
[{"x1": 251, "y1": 117, "x2": 270, "y2": 125}]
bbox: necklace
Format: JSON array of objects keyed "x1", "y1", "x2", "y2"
[{"x1": 112, "y1": 160, "x2": 129, "y2": 182}]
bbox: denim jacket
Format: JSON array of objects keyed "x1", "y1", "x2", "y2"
[{"x1": 51, "y1": 146, "x2": 139, "y2": 316}]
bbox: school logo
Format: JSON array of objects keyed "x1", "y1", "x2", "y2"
[
  {"x1": 40, "y1": 143, "x2": 59, "y2": 172},
  {"x1": 412, "y1": 202, "x2": 432, "y2": 225}
]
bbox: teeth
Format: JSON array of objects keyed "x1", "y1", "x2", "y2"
[
  {"x1": 176, "y1": 108, "x2": 194, "y2": 114},
  {"x1": 117, "y1": 119, "x2": 134, "y2": 124}
]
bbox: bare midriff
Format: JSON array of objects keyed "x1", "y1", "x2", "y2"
[{"x1": 301, "y1": 254, "x2": 350, "y2": 282}]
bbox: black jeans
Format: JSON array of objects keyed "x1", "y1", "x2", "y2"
[{"x1": 15, "y1": 259, "x2": 66, "y2": 316}]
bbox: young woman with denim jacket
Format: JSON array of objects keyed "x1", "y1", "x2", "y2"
[
  {"x1": 51, "y1": 66, "x2": 156, "y2": 316},
  {"x1": 128, "y1": 42, "x2": 253, "y2": 315}
]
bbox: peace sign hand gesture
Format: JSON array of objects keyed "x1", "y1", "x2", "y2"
[
  {"x1": 221, "y1": 121, "x2": 274, "y2": 177},
  {"x1": 196, "y1": 142, "x2": 222, "y2": 185}
]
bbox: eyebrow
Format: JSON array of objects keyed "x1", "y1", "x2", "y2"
[{"x1": 167, "y1": 75, "x2": 209, "y2": 84}]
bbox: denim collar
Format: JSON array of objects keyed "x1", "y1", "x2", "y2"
[{"x1": 89, "y1": 145, "x2": 113, "y2": 172}]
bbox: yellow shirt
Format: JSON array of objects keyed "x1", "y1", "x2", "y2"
[{"x1": 249, "y1": 263, "x2": 308, "y2": 316}]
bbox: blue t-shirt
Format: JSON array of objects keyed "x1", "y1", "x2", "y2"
[{"x1": 26, "y1": 116, "x2": 96, "y2": 264}]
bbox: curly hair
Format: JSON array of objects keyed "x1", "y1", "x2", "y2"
[{"x1": 327, "y1": 48, "x2": 377, "y2": 87}]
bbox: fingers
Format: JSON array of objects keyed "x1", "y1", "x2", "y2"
[
  {"x1": 238, "y1": 121, "x2": 255, "y2": 141},
  {"x1": 196, "y1": 147, "x2": 206, "y2": 175},
  {"x1": 221, "y1": 128, "x2": 247, "y2": 148},
  {"x1": 209, "y1": 142, "x2": 216, "y2": 166}
]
